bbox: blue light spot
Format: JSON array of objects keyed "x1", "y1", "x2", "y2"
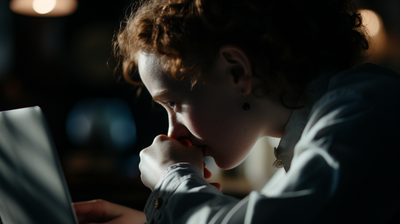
[
  {"x1": 110, "y1": 118, "x2": 136, "y2": 150},
  {"x1": 66, "y1": 98, "x2": 137, "y2": 151}
]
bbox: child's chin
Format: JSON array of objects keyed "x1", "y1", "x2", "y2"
[{"x1": 215, "y1": 160, "x2": 241, "y2": 170}]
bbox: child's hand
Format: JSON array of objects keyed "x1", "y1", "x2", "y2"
[
  {"x1": 139, "y1": 135, "x2": 205, "y2": 190},
  {"x1": 73, "y1": 199, "x2": 146, "y2": 224}
]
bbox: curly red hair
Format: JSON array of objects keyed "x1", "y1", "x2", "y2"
[{"x1": 114, "y1": 0, "x2": 369, "y2": 104}]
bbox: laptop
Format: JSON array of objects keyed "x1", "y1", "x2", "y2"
[{"x1": 0, "y1": 106, "x2": 78, "y2": 224}]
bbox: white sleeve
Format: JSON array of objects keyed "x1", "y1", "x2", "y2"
[{"x1": 144, "y1": 154, "x2": 338, "y2": 223}]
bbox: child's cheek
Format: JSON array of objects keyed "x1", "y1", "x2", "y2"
[{"x1": 186, "y1": 112, "x2": 210, "y2": 138}]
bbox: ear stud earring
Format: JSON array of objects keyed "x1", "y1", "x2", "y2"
[{"x1": 242, "y1": 94, "x2": 250, "y2": 110}]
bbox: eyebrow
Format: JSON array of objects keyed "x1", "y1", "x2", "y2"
[{"x1": 152, "y1": 89, "x2": 170, "y2": 102}]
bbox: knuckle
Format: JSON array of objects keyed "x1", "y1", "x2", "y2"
[
  {"x1": 154, "y1": 134, "x2": 168, "y2": 143},
  {"x1": 139, "y1": 149, "x2": 145, "y2": 157}
]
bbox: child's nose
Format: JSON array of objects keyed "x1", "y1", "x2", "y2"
[{"x1": 167, "y1": 114, "x2": 191, "y2": 140}]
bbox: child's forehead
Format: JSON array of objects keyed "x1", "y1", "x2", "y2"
[
  {"x1": 138, "y1": 52, "x2": 164, "y2": 78},
  {"x1": 138, "y1": 51, "x2": 197, "y2": 83},
  {"x1": 138, "y1": 51, "x2": 187, "y2": 91}
]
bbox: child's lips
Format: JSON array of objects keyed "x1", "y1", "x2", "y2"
[
  {"x1": 192, "y1": 144, "x2": 207, "y2": 157},
  {"x1": 179, "y1": 139, "x2": 208, "y2": 157}
]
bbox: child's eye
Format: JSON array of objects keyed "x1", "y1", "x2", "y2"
[{"x1": 166, "y1": 102, "x2": 176, "y2": 109}]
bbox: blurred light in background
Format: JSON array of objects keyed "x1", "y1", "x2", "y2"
[
  {"x1": 66, "y1": 98, "x2": 137, "y2": 151},
  {"x1": 33, "y1": 0, "x2": 56, "y2": 14},
  {"x1": 66, "y1": 108, "x2": 91, "y2": 145},
  {"x1": 10, "y1": 0, "x2": 77, "y2": 17},
  {"x1": 360, "y1": 9, "x2": 381, "y2": 37},
  {"x1": 359, "y1": 9, "x2": 387, "y2": 62}
]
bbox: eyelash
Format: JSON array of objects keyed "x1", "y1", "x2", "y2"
[{"x1": 165, "y1": 102, "x2": 176, "y2": 109}]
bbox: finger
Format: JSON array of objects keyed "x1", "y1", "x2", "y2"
[
  {"x1": 87, "y1": 217, "x2": 132, "y2": 224},
  {"x1": 204, "y1": 167, "x2": 212, "y2": 179},
  {"x1": 100, "y1": 216, "x2": 137, "y2": 224},
  {"x1": 73, "y1": 200, "x2": 121, "y2": 223},
  {"x1": 83, "y1": 209, "x2": 146, "y2": 224},
  {"x1": 178, "y1": 138, "x2": 192, "y2": 147},
  {"x1": 210, "y1": 182, "x2": 222, "y2": 191},
  {"x1": 85, "y1": 220, "x2": 118, "y2": 224},
  {"x1": 73, "y1": 199, "x2": 103, "y2": 215}
]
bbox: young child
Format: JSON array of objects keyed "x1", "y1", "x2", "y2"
[{"x1": 73, "y1": 0, "x2": 400, "y2": 223}]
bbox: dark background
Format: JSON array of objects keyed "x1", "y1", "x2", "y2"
[{"x1": 0, "y1": 0, "x2": 399, "y2": 211}]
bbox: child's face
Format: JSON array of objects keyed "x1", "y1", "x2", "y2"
[{"x1": 138, "y1": 51, "x2": 287, "y2": 169}]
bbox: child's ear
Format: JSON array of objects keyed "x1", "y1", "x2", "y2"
[{"x1": 219, "y1": 45, "x2": 252, "y2": 95}]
